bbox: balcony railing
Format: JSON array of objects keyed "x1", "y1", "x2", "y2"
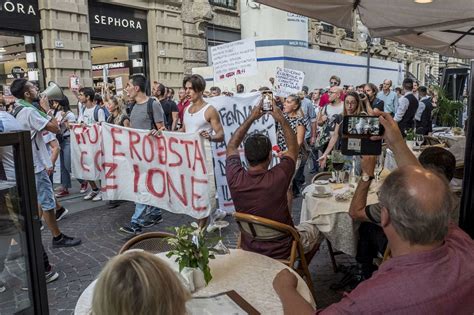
[{"x1": 209, "y1": 0, "x2": 237, "y2": 10}]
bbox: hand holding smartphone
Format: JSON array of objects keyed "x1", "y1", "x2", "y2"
[
  {"x1": 341, "y1": 115, "x2": 384, "y2": 155},
  {"x1": 261, "y1": 90, "x2": 273, "y2": 112}
]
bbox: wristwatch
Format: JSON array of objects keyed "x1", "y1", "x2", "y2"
[{"x1": 361, "y1": 174, "x2": 375, "y2": 182}]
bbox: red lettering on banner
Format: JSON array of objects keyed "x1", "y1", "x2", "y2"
[
  {"x1": 146, "y1": 169, "x2": 166, "y2": 198},
  {"x1": 192, "y1": 139, "x2": 207, "y2": 173},
  {"x1": 80, "y1": 151, "x2": 90, "y2": 172},
  {"x1": 129, "y1": 131, "x2": 142, "y2": 161},
  {"x1": 167, "y1": 172, "x2": 187, "y2": 205},
  {"x1": 94, "y1": 150, "x2": 103, "y2": 172},
  {"x1": 168, "y1": 137, "x2": 183, "y2": 167},
  {"x1": 156, "y1": 137, "x2": 167, "y2": 164},
  {"x1": 191, "y1": 176, "x2": 208, "y2": 211},
  {"x1": 103, "y1": 162, "x2": 118, "y2": 190},
  {"x1": 87, "y1": 124, "x2": 99, "y2": 144},
  {"x1": 142, "y1": 135, "x2": 154, "y2": 163},
  {"x1": 73, "y1": 127, "x2": 85, "y2": 145},
  {"x1": 133, "y1": 164, "x2": 140, "y2": 193},
  {"x1": 111, "y1": 127, "x2": 125, "y2": 157},
  {"x1": 180, "y1": 139, "x2": 194, "y2": 168}
]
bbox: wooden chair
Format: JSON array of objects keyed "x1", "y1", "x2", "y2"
[
  {"x1": 119, "y1": 232, "x2": 175, "y2": 255},
  {"x1": 233, "y1": 212, "x2": 318, "y2": 299},
  {"x1": 311, "y1": 171, "x2": 332, "y2": 184}
]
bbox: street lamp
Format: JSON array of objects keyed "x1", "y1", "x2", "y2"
[{"x1": 357, "y1": 23, "x2": 381, "y2": 82}]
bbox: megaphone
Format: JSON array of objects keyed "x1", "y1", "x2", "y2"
[{"x1": 40, "y1": 81, "x2": 65, "y2": 101}]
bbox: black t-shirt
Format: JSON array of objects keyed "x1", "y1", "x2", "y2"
[{"x1": 160, "y1": 99, "x2": 178, "y2": 130}]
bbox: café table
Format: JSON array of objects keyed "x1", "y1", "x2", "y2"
[
  {"x1": 301, "y1": 181, "x2": 381, "y2": 256},
  {"x1": 432, "y1": 131, "x2": 465, "y2": 147},
  {"x1": 74, "y1": 249, "x2": 315, "y2": 315}
]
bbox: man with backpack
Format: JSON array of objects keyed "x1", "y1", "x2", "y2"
[
  {"x1": 120, "y1": 74, "x2": 165, "y2": 235},
  {"x1": 77, "y1": 87, "x2": 106, "y2": 201}
]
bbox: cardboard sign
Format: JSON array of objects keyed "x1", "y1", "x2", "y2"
[
  {"x1": 274, "y1": 67, "x2": 305, "y2": 97},
  {"x1": 71, "y1": 124, "x2": 215, "y2": 219},
  {"x1": 211, "y1": 38, "x2": 257, "y2": 82},
  {"x1": 207, "y1": 92, "x2": 278, "y2": 213}
]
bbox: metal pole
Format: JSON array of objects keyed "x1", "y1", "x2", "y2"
[
  {"x1": 366, "y1": 38, "x2": 371, "y2": 82},
  {"x1": 459, "y1": 60, "x2": 474, "y2": 238}
]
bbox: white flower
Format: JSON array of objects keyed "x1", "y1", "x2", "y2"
[{"x1": 190, "y1": 222, "x2": 199, "y2": 229}]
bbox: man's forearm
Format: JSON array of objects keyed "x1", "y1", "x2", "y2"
[
  {"x1": 227, "y1": 116, "x2": 255, "y2": 151},
  {"x1": 349, "y1": 181, "x2": 371, "y2": 221},
  {"x1": 276, "y1": 288, "x2": 315, "y2": 315},
  {"x1": 391, "y1": 141, "x2": 421, "y2": 168}
]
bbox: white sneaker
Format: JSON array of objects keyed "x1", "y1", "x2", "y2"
[
  {"x1": 84, "y1": 190, "x2": 99, "y2": 200},
  {"x1": 92, "y1": 192, "x2": 102, "y2": 201}
]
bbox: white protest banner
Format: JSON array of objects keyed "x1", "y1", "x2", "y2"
[
  {"x1": 71, "y1": 124, "x2": 103, "y2": 181},
  {"x1": 99, "y1": 124, "x2": 214, "y2": 219},
  {"x1": 211, "y1": 38, "x2": 257, "y2": 82},
  {"x1": 207, "y1": 92, "x2": 277, "y2": 213},
  {"x1": 275, "y1": 67, "x2": 305, "y2": 97}
]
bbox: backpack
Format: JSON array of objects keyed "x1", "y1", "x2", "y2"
[
  {"x1": 128, "y1": 98, "x2": 163, "y2": 130},
  {"x1": 315, "y1": 106, "x2": 341, "y2": 151},
  {"x1": 81, "y1": 105, "x2": 109, "y2": 122}
]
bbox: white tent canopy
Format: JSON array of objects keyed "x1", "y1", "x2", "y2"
[{"x1": 255, "y1": 0, "x2": 474, "y2": 58}]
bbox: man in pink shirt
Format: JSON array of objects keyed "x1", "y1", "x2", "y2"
[
  {"x1": 319, "y1": 75, "x2": 345, "y2": 107},
  {"x1": 273, "y1": 110, "x2": 474, "y2": 314}
]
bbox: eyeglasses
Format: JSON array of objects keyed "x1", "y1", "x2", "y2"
[
  {"x1": 328, "y1": 91, "x2": 337, "y2": 94},
  {"x1": 330, "y1": 81, "x2": 338, "y2": 86}
]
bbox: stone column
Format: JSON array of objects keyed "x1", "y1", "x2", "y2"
[{"x1": 38, "y1": 0, "x2": 91, "y2": 102}]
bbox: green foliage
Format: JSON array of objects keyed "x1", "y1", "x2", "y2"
[
  {"x1": 405, "y1": 128, "x2": 416, "y2": 141},
  {"x1": 432, "y1": 86, "x2": 464, "y2": 127},
  {"x1": 166, "y1": 223, "x2": 217, "y2": 284}
]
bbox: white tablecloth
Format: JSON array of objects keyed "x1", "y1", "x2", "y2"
[
  {"x1": 433, "y1": 132, "x2": 465, "y2": 147},
  {"x1": 301, "y1": 183, "x2": 380, "y2": 256},
  {"x1": 74, "y1": 249, "x2": 315, "y2": 315}
]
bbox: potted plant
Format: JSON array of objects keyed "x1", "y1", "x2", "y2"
[
  {"x1": 166, "y1": 222, "x2": 216, "y2": 291},
  {"x1": 405, "y1": 128, "x2": 416, "y2": 149},
  {"x1": 432, "y1": 86, "x2": 464, "y2": 127}
]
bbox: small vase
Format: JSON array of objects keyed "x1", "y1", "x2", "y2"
[
  {"x1": 180, "y1": 267, "x2": 206, "y2": 293},
  {"x1": 406, "y1": 140, "x2": 415, "y2": 149}
]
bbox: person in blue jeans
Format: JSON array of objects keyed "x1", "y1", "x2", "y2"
[{"x1": 119, "y1": 74, "x2": 165, "y2": 235}]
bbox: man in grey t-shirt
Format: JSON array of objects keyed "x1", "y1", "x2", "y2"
[{"x1": 120, "y1": 74, "x2": 165, "y2": 235}]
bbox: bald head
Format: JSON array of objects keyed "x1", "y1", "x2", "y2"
[
  {"x1": 379, "y1": 166, "x2": 451, "y2": 245},
  {"x1": 329, "y1": 86, "x2": 343, "y2": 104}
]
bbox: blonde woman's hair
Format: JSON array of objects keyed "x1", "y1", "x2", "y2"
[
  {"x1": 109, "y1": 96, "x2": 126, "y2": 125},
  {"x1": 91, "y1": 251, "x2": 190, "y2": 315}
]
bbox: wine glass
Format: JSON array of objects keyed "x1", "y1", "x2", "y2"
[
  {"x1": 374, "y1": 152, "x2": 385, "y2": 182},
  {"x1": 213, "y1": 220, "x2": 230, "y2": 255},
  {"x1": 332, "y1": 150, "x2": 345, "y2": 183},
  {"x1": 415, "y1": 134, "x2": 424, "y2": 150}
]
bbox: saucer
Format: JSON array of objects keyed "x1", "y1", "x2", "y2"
[
  {"x1": 312, "y1": 192, "x2": 333, "y2": 198},
  {"x1": 314, "y1": 180, "x2": 329, "y2": 185}
]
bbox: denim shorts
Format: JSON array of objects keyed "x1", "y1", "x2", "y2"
[{"x1": 35, "y1": 170, "x2": 56, "y2": 211}]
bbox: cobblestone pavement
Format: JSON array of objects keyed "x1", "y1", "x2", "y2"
[{"x1": 36, "y1": 195, "x2": 354, "y2": 314}]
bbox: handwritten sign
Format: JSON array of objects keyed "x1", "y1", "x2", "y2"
[
  {"x1": 71, "y1": 124, "x2": 215, "y2": 219},
  {"x1": 207, "y1": 92, "x2": 277, "y2": 213},
  {"x1": 71, "y1": 124, "x2": 103, "y2": 181},
  {"x1": 275, "y1": 67, "x2": 305, "y2": 97},
  {"x1": 211, "y1": 38, "x2": 257, "y2": 82}
]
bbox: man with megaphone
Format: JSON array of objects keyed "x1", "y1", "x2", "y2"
[{"x1": 9, "y1": 78, "x2": 82, "y2": 252}]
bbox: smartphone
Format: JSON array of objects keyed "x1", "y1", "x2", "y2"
[
  {"x1": 342, "y1": 115, "x2": 384, "y2": 138},
  {"x1": 261, "y1": 90, "x2": 273, "y2": 112},
  {"x1": 341, "y1": 115, "x2": 384, "y2": 155}
]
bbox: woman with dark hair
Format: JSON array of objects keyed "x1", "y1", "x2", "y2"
[
  {"x1": 318, "y1": 91, "x2": 365, "y2": 170},
  {"x1": 276, "y1": 94, "x2": 307, "y2": 211},
  {"x1": 52, "y1": 96, "x2": 76, "y2": 198},
  {"x1": 362, "y1": 83, "x2": 384, "y2": 113}
]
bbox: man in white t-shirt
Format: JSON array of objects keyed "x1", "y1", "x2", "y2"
[
  {"x1": 316, "y1": 86, "x2": 344, "y2": 153},
  {"x1": 9, "y1": 78, "x2": 81, "y2": 250},
  {"x1": 77, "y1": 87, "x2": 105, "y2": 201}
]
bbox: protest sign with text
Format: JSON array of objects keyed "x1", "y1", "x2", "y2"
[
  {"x1": 71, "y1": 124, "x2": 103, "y2": 181},
  {"x1": 71, "y1": 124, "x2": 215, "y2": 219},
  {"x1": 275, "y1": 67, "x2": 305, "y2": 97},
  {"x1": 207, "y1": 92, "x2": 277, "y2": 213},
  {"x1": 211, "y1": 38, "x2": 257, "y2": 82}
]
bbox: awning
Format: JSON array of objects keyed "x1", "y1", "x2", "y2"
[{"x1": 254, "y1": 0, "x2": 474, "y2": 58}]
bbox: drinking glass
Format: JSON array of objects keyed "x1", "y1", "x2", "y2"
[
  {"x1": 374, "y1": 152, "x2": 385, "y2": 182},
  {"x1": 213, "y1": 220, "x2": 230, "y2": 255},
  {"x1": 331, "y1": 150, "x2": 345, "y2": 183},
  {"x1": 415, "y1": 134, "x2": 424, "y2": 150}
]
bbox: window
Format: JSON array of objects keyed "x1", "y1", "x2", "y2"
[
  {"x1": 209, "y1": 0, "x2": 237, "y2": 10},
  {"x1": 321, "y1": 23, "x2": 334, "y2": 34},
  {"x1": 345, "y1": 29, "x2": 354, "y2": 39}
]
